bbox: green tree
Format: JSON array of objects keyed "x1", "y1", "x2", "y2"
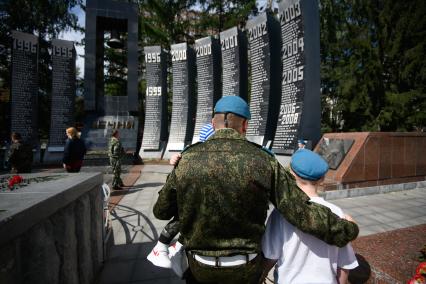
[{"x1": 320, "y1": 0, "x2": 426, "y2": 132}]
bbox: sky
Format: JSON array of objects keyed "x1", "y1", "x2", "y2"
[{"x1": 59, "y1": 0, "x2": 273, "y2": 79}]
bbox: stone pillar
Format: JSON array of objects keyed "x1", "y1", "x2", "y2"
[
  {"x1": 220, "y1": 27, "x2": 248, "y2": 100},
  {"x1": 11, "y1": 31, "x2": 38, "y2": 145},
  {"x1": 246, "y1": 12, "x2": 281, "y2": 146},
  {"x1": 163, "y1": 42, "x2": 196, "y2": 159},
  {"x1": 44, "y1": 39, "x2": 76, "y2": 163},
  {"x1": 272, "y1": 0, "x2": 321, "y2": 156},
  {"x1": 139, "y1": 46, "x2": 168, "y2": 159},
  {"x1": 192, "y1": 36, "x2": 221, "y2": 144}
]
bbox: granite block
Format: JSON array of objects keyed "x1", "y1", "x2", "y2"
[
  {"x1": 403, "y1": 182, "x2": 418, "y2": 190},
  {"x1": 364, "y1": 137, "x2": 379, "y2": 180},
  {"x1": 21, "y1": 221, "x2": 60, "y2": 284},
  {"x1": 405, "y1": 137, "x2": 417, "y2": 176},
  {"x1": 323, "y1": 189, "x2": 348, "y2": 200},
  {"x1": 75, "y1": 194, "x2": 94, "y2": 284},
  {"x1": 391, "y1": 137, "x2": 405, "y2": 178},
  {"x1": 50, "y1": 202, "x2": 79, "y2": 284},
  {"x1": 416, "y1": 138, "x2": 426, "y2": 175},
  {"x1": 378, "y1": 136, "x2": 392, "y2": 179}
]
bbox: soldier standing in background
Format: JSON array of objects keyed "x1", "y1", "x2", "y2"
[
  {"x1": 153, "y1": 96, "x2": 359, "y2": 284},
  {"x1": 109, "y1": 130, "x2": 125, "y2": 190},
  {"x1": 8, "y1": 132, "x2": 33, "y2": 173}
]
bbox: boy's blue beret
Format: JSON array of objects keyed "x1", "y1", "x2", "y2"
[{"x1": 291, "y1": 149, "x2": 329, "y2": 181}]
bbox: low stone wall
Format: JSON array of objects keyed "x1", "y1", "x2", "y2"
[
  {"x1": 322, "y1": 180, "x2": 426, "y2": 200},
  {"x1": 0, "y1": 173, "x2": 103, "y2": 284}
]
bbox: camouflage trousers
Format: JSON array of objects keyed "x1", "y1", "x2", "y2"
[
  {"x1": 110, "y1": 158, "x2": 123, "y2": 188},
  {"x1": 184, "y1": 253, "x2": 265, "y2": 284}
]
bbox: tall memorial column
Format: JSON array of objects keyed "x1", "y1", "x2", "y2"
[
  {"x1": 192, "y1": 36, "x2": 221, "y2": 144},
  {"x1": 83, "y1": 0, "x2": 139, "y2": 156},
  {"x1": 164, "y1": 43, "x2": 196, "y2": 159},
  {"x1": 272, "y1": 0, "x2": 321, "y2": 161},
  {"x1": 220, "y1": 27, "x2": 248, "y2": 100},
  {"x1": 11, "y1": 31, "x2": 38, "y2": 146},
  {"x1": 139, "y1": 46, "x2": 168, "y2": 159},
  {"x1": 246, "y1": 12, "x2": 281, "y2": 146},
  {"x1": 44, "y1": 39, "x2": 76, "y2": 163}
]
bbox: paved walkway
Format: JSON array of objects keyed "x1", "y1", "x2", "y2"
[{"x1": 98, "y1": 164, "x2": 426, "y2": 284}]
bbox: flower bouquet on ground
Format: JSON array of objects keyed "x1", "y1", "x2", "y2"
[
  {"x1": 408, "y1": 262, "x2": 426, "y2": 284},
  {"x1": 8, "y1": 175, "x2": 24, "y2": 190},
  {"x1": 1, "y1": 174, "x2": 63, "y2": 192}
]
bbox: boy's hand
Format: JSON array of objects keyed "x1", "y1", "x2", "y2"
[
  {"x1": 169, "y1": 153, "x2": 182, "y2": 166},
  {"x1": 343, "y1": 214, "x2": 356, "y2": 223}
]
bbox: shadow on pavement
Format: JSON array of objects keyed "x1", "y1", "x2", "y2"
[{"x1": 110, "y1": 204, "x2": 159, "y2": 243}]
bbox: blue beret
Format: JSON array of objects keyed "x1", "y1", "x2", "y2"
[
  {"x1": 298, "y1": 139, "x2": 307, "y2": 145},
  {"x1": 199, "y1": 123, "x2": 215, "y2": 142},
  {"x1": 291, "y1": 149, "x2": 329, "y2": 181},
  {"x1": 214, "y1": 96, "x2": 251, "y2": 119}
]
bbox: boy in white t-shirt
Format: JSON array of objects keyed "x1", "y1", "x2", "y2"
[{"x1": 261, "y1": 149, "x2": 358, "y2": 284}]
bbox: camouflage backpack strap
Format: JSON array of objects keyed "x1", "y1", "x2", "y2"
[{"x1": 247, "y1": 141, "x2": 276, "y2": 157}]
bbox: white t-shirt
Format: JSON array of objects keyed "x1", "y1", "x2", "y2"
[{"x1": 262, "y1": 197, "x2": 358, "y2": 284}]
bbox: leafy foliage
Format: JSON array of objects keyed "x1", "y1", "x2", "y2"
[{"x1": 320, "y1": 0, "x2": 426, "y2": 132}]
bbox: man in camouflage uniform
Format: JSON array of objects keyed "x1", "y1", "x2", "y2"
[
  {"x1": 109, "y1": 130, "x2": 125, "y2": 190},
  {"x1": 8, "y1": 132, "x2": 33, "y2": 173},
  {"x1": 153, "y1": 96, "x2": 359, "y2": 284}
]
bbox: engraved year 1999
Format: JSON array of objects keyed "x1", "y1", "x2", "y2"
[{"x1": 146, "y1": 86, "x2": 162, "y2": 97}]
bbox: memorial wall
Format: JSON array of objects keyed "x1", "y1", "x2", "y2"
[
  {"x1": 140, "y1": 46, "x2": 168, "y2": 158},
  {"x1": 246, "y1": 12, "x2": 281, "y2": 146},
  {"x1": 164, "y1": 42, "x2": 196, "y2": 158},
  {"x1": 11, "y1": 31, "x2": 38, "y2": 145},
  {"x1": 192, "y1": 36, "x2": 221, "y2": 144},
  {"x1": 272, "y1": 0, "x2": 321, "y2": 154},
  {"x1": 48, "y1": 39, "x2": 76, "y2": 150},
  {"x1": 142, "y1": 0, "x2": 320, "y2": 160},
  {"x1": 220, "y1": 27, "x2": 248, "y2": 100}
]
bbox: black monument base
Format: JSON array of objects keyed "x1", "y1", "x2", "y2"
[
  {"x1": 43, "y1": 146, "x2": 64, "y2": 165},
  {"x1": 139, "y1": 141, "x2": 166, "y2": 160}
]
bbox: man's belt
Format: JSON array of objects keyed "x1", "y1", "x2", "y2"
[{"x1": 192, "y1": 253, "x2": 257, "y2": 267}]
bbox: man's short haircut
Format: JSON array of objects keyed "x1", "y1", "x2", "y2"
[{"x1": 213, "y1": 113, "x2": 246, "y2": 131}]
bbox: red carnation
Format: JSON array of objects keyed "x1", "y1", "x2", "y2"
[
  {"x1": 408, "y1": 274, "x2": 426, "y2": 284},
  {"x1": 8, "y1": 175, "x2": 23, "y2": 190},
  {"x1": 417, "y1": 262, "x2": 426, "y2": 276}
]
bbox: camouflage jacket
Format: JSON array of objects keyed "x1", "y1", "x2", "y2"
[
  {"x1": 108, "y1": 137, "x2": 125, "y2": 160},
  {"x1": 153, "y1": 128, "x2": 359, "y2": 257}
]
